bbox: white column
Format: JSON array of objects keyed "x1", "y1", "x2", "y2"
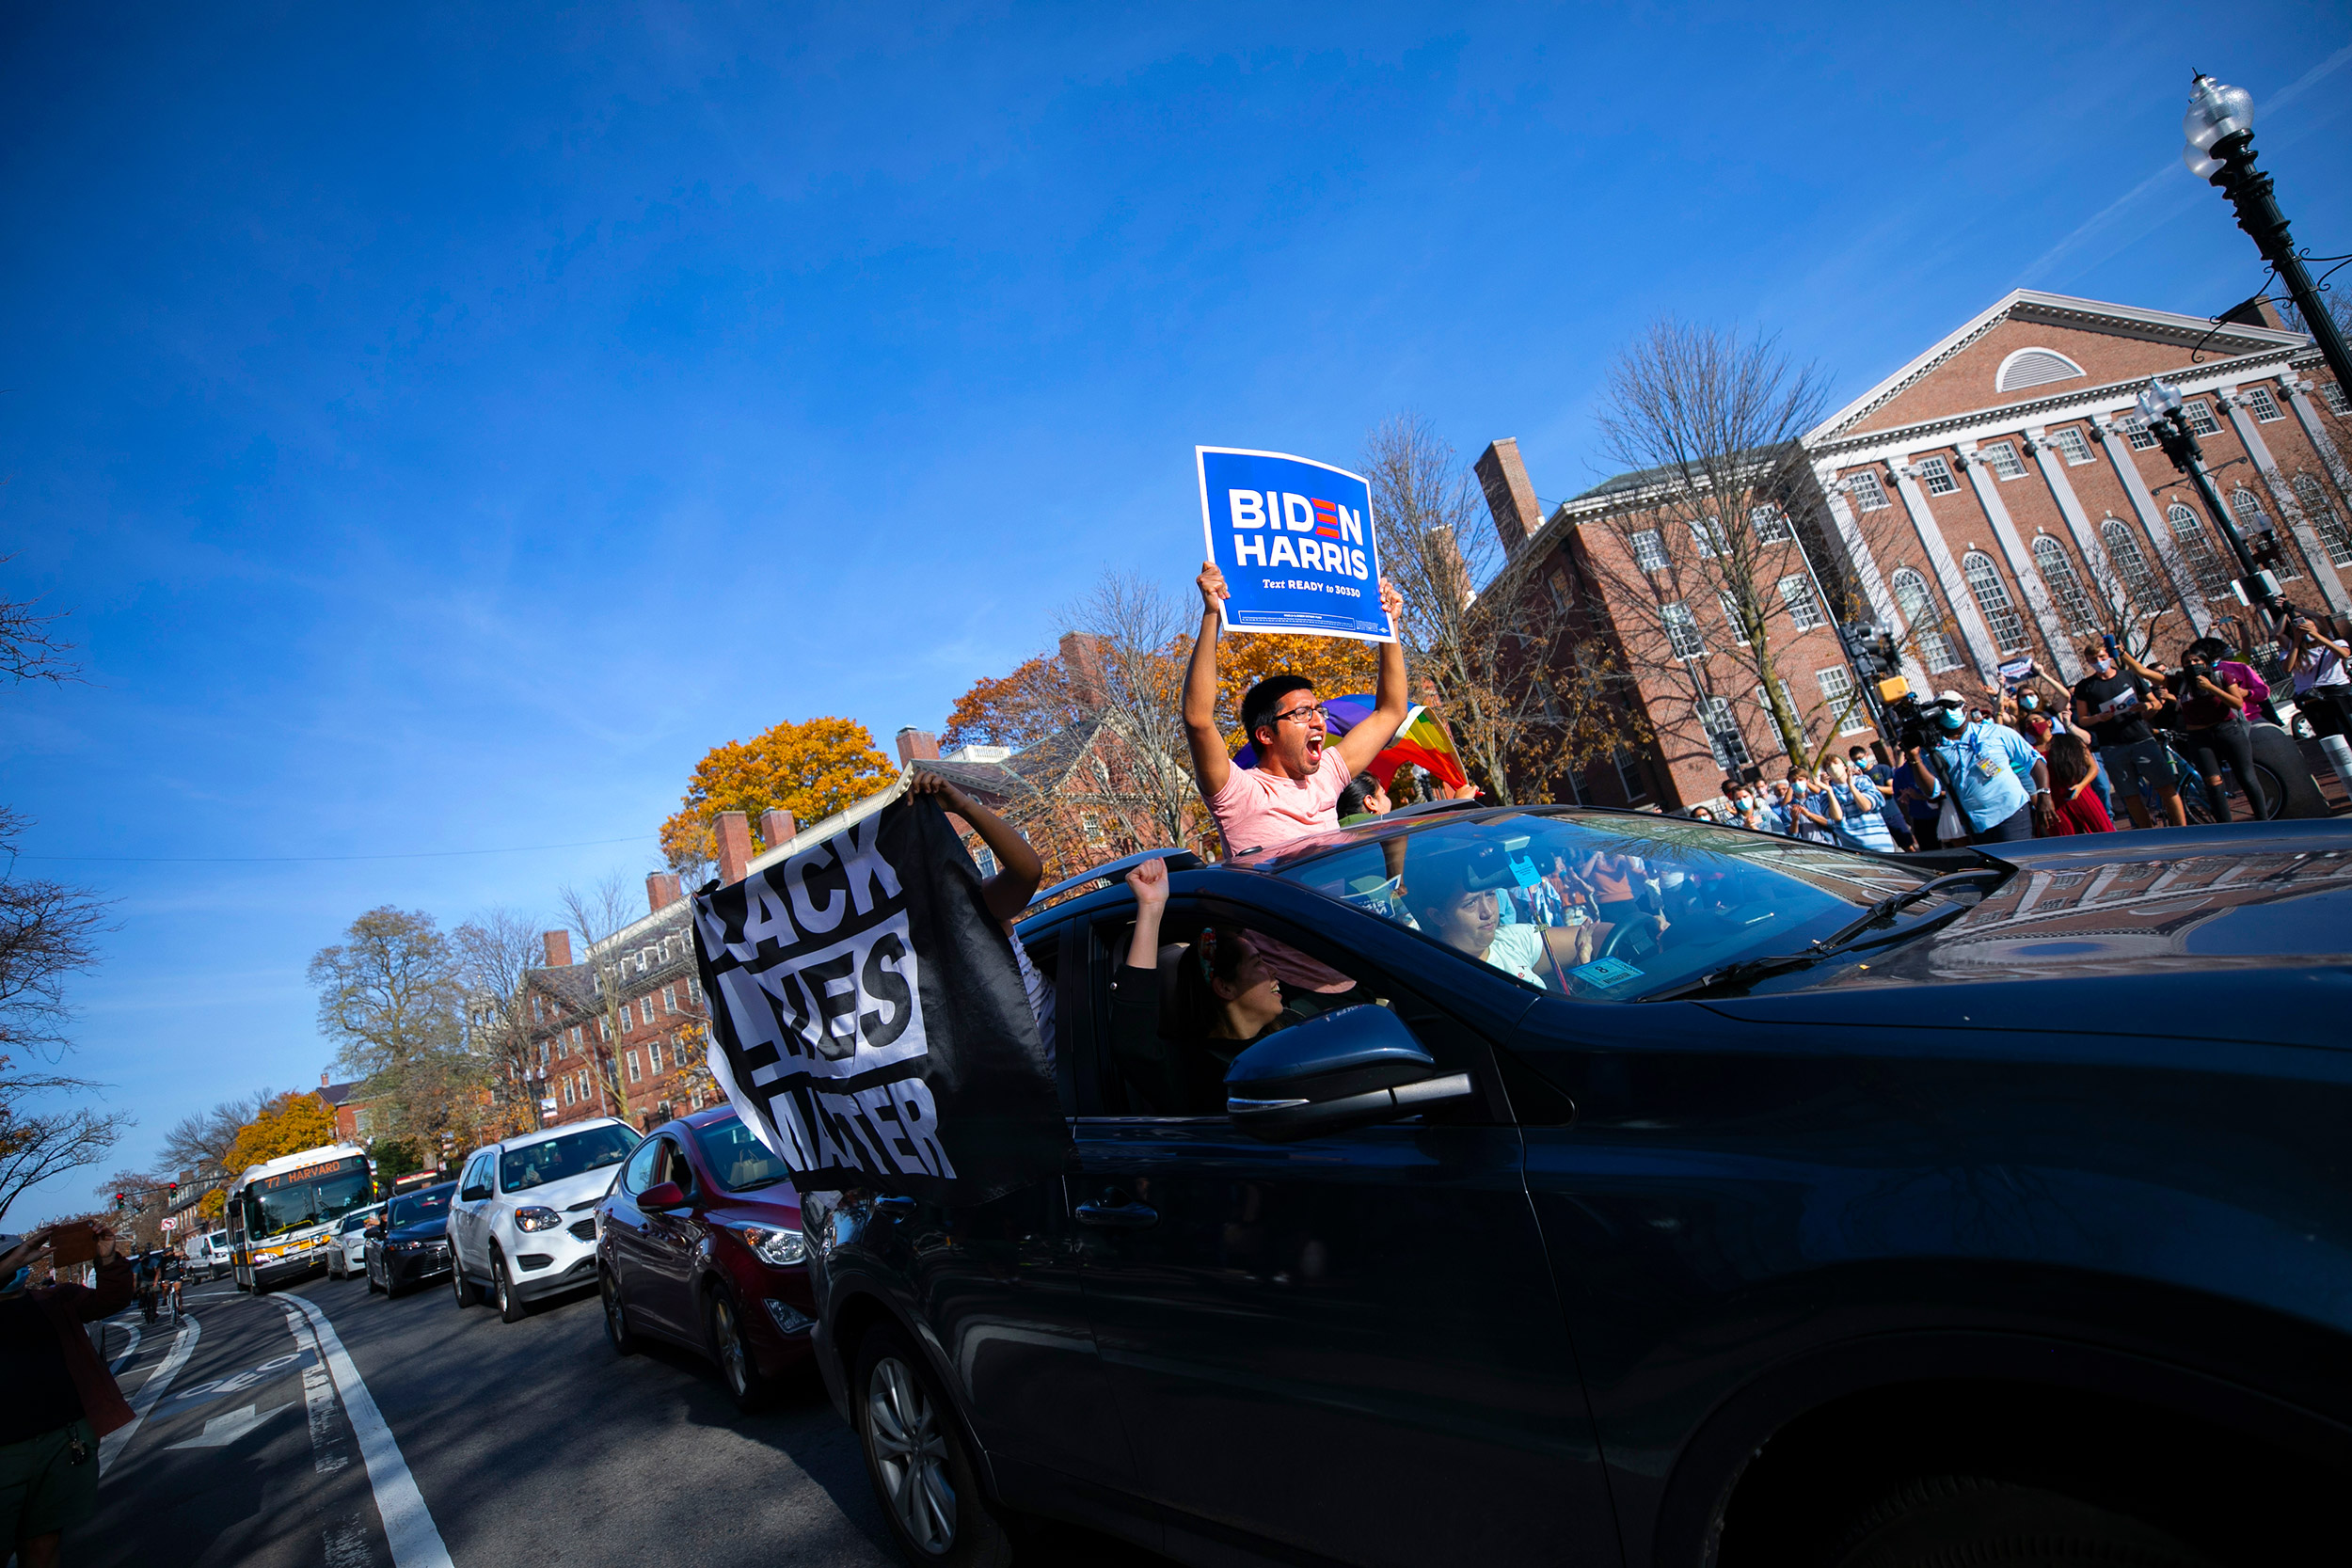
[
  {"x1": 1818, "y1": 470, "x2": 1928, "y2": 693},
  {"x1": 2221, "y1": 383, "x2": 2352, "y2": 615},
  {"x1": 1957, "y1": 439, "x2": 2079, "y2": 682},
  {"x1": 2090, "y1": 416, "x2": 2213, "y2": 636},
  {"x1": 1888, "y1": 453, "x2": 2000, "y2": 681},
  {"x1": 2284, "y1": 374, "x2": 2352, "y2": 500}
]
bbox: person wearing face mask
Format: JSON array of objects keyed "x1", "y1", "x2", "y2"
[
  {"x1": 1908, "y1": 689, "x2": 2054, "y2": 844},
  {"x1": 2071, "y1": 641, "x2": 2186, "y2": 830},
  {"x1": 1, "y1": 1223, "x2": 132, "y2": 1568}
]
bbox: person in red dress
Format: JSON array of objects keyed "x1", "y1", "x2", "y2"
[{"x1": 2042, "y1": 733, "x2": 2113, "y2": 835}]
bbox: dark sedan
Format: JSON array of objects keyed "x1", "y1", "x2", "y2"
[
  {"x1": 803, "y1": 808, "x2": 2352, "y2": 1568},
  {"x1": 595, "y1": 1105, "x2": 815, "y2": 1409},
  {"x1": 364, "y1": 1181, "x2": 454, "y2": 1297}
]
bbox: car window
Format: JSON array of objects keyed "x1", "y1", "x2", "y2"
[
  {"x1": 459, "y1": 1156, "x2": 492, "y2": 1202},
  {"x1": 650, "y1": 1136, "x2": 692, "y2": 1194},
  {"x1": 620, "y1": 1139, "x2": 661, "y2": 1196},
  {"x1": 1083, "y1": 895, "x2": 1464, "y2": 1120},
  {"x1": 690, "y1": 1116, "x2": 792, "y2": 1194},
  {"x1": 1267, "y1": 811, "x2": 1936, "y2": 1002},
  {"x1": 388, "y1": 1189, "x2": 450, "y2": 1227},
  {"x1": 499, "y1": 1124, "x2": 638, "y2": 1192}
]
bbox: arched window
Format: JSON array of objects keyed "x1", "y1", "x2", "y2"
[
  {"x1": 1890, "y1": 566, "x2": 1961, "y2": 673},
  {"x1": 1962, "y1": 551, "x2": 2029, "y2": 652},
  {"x1": 1994, "y1": 347, "x2": 2087, "y2": 393},
  {"x1": 2231, "y1": 485, "x2": 2300, "y2": 578},
  {"x1": 2031, "y1": 535, "x2": 2098, "y2": 635},
  {"x1": 2167, "y1": 503, "x2": 2231, "y2": 598},
  {"x1": 2099, "y1": 517, "x2": 2161, "y2": 612},
  {"x1": 2293, "y1": 474, "x2": 2352, "y2": 568}
]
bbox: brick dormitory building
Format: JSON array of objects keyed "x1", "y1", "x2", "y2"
[{"x1": 1480, "y1": 289, "x2": 2350, "y2": 814}]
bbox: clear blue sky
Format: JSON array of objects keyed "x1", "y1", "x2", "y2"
[{"x1": 5, "y1": 4, "x2": 2347, "y2": 1224}]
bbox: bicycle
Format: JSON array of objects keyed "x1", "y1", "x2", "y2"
[{"x1": 2139, "y1": 730, "x2": 2289, "y2": 825}]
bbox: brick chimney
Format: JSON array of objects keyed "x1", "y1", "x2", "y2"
[
  {"x1": 716, "y1": 811, "x2": 753, "y2": 884},
  {"x1": 543, "y1": 930, "x2": 574, "y2": 967},
  {"x1": 759, "y1": 808, "x2": 797, "y2": 849},
  {"x1": 1060, "y1": 631, "x2": 1109, "y2": 709},
  {"x1": 320, "y1": 1070, "x2": 329, "y2": 1089},
  {"x1": 896, "y1": 727, "x2": 941, "y2": 765},
  {"x1": 1474, "y1": 438, "x2": 1545, "y2": 555},
  {"x1": 645, "y1": 872, "x2": 681, "y2": 913}
]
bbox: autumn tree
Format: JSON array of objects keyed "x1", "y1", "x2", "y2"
[
  {"x1": 556, "y1": 875, "x2": 640, "y2": 1126},
  {"x1": 1362, "y1": 416, "x2": 1645, "y2": 804},
  {"x1": 453, "y1": 907, "x2": 546, "y2": 1138},
  {"x1": 195, "y1": 1091, "x2": 342, "y2": 1218},
  {"x1": 660, "y1": 717, "x2": 898, "y2": 877},
  {"x1": 941, "y1": 658, "x2": 1078, "y2": 753},
  {"x1": 309, "y1": 908, "x2": 481, "y2": 1161}
]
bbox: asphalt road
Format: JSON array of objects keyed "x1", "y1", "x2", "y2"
[{"x1": 83, "y1": 1269, "x2": 1168, "y2": 1568}]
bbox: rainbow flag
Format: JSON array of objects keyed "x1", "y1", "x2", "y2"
[{"x1": 1232, "y1": 694, "x2": 1469, "y2": 792}]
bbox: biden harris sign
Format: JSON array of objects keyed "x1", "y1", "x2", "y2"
[{"x1": 1197, "y1": 447, "x2": 1393, "y2": 642}]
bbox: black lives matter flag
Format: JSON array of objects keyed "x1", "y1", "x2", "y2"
[{"x1": 691, "y1": 785, "x2": 1066, "y2": 1205}]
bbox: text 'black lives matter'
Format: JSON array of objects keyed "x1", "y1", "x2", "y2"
[{"x1": 691, "y1": 787, "x2": 1067, "y2": 1205}]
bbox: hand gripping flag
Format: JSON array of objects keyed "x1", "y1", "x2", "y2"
[{"x1": 691, "y1": 783, "x2": 1068, "y2": 1205}]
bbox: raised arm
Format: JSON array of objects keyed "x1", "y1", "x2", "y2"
[
  {"x1": 911, "y1": 771, "x2": 1042, "y2": 927},
  {"x1": 1123, "y1": 856, "x2": 1169, "y2": 971},
  {"x1": 1184, "y1": 562, "x2": 1233, "y2": 799},
  {"x1": 1334, "y1": 578, "x2": 1411, "y2": 776}
]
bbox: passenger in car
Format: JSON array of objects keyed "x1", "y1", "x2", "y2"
[
  {"x1": 1106, "y1": 856, "x2": 1318, "y2": 1115},
  {"x1": 1407, "y1": 845, "x2": 1623, "y2": 990}
]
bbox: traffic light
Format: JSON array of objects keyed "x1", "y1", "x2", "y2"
[
  {"x1": 167, "y1": 1181, "x2": 179, "y2": 1197},
  {"x1": 113, "y1": 1192, "x2": 125, "y2": 1212}
]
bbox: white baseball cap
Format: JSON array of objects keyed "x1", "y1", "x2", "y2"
[{"x1": 1937, "y1": 689, "x2": 1967, "y2": 707}]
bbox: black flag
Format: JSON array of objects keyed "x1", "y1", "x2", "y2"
[{"x1": 692, "y1": 785, "x2": 1067, "y2": 1205}]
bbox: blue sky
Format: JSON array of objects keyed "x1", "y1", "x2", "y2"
[{"x1": 5, "y1": 3, "x2": 2348, "y2": 1224}]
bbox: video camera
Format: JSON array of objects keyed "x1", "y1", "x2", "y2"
[{"x1": 1876, "y1": 677, "x2": 1961, "y2": 752}]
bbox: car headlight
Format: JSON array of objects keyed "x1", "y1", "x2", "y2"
[
  {"x1": 734, "y1": 1223, "x2": 808, "y2": 1267},
  {"x1": 514, "y1": 1206, "x2": 563, "y2": 1233}
]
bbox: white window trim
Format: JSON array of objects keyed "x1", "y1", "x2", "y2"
[
  {"x1": 2048, "y1": 428, "x2": 2094, "y2": 466},
  {"x1": 1662, "y1": 600, "x2": 1707, "y2": 660},
  {"x1": 1630, "y1": 529, "x2": 1668, "y2": 573},
  {"x1": 1846, "y1": 471, "x2": 1892, "y2": 512},
  {"x1": 1917, "y1": 455, "x2": 1960, "y2": 497},
  {"x1": 2244, "y1": 385, "x2": 2284, "y2": 422},
  {"x1": 1982, "y1": 440, "x2": 2026, "y2": 480}
]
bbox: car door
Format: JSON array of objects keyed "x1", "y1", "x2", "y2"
[
  {"x1": 607, "y1": 1139, "x2": 669, "y2": 1328},
  {"x1": 634, "y1": 1135, "x2": 704, "y2": 1336},
  {"x1": 453, "y1": 1153, "x2": 495, "y2": 1275},
  {"x1": 1066, "y1": 882, "x2": 1620, "y2": 1568}
]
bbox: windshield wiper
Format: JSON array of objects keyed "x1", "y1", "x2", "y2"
[{"x1": 1643, "y1": 869, "x2": 2006, "y2": 1003}]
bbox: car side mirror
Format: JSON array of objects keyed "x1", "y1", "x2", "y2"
[
  {"x1": 1224, "y1": 1004, "x2": 1474, "y2": 1143},
  {"x1": 639, "y1": 1180, "x2": 688, "y2": 1212}
]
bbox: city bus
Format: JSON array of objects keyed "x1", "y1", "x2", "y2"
[{"x1": 225, "y1": 1142, "x2": 373, "y2": 1291}]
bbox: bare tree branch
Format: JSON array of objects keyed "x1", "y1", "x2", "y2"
[{"x1": 558, "y1": 875, "x2": 641, "y2": 1126}]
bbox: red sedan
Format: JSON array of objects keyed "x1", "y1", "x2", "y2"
[{"x1": 595, "y1": 1104, "x2": 816, "y2": 1408}]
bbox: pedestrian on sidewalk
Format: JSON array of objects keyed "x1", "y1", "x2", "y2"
[
  {"x1": 1, "y1": 1224, "x2": 134, "y2": 1568},
  {"x1": 2286, "y1": 606, "x2": 2352, "y2": 740}
]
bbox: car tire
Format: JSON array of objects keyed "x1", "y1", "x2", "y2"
[
  {"x1": 600, "y1": 1270, "x2": 638, "y2": 1356},
  {"x1": 707, "y1": 1286, "x2": 769, "y2": 1413},
  {"x1": 450, "y1": 1252, "x2": 479, "y2": 1309},
  {"x1": 1829, "y1": 1475, "x2": 2212, "y2": 1568},
  {"x1": 853, "y1": 1323, "x2": 1011, "y2": 1568},
  {"x1": 365, "y1": 1262, "x2": 381, "y2": 1295},
  {"x1": 493, "y1": 1251, "x2": 528, "y2": 1323}
]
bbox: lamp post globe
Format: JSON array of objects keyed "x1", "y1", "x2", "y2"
[
  {"x1": 2176, "y1": 71, "x2": 2352, "y2": 399},
  {"x1": 2135, "y1": 378, "x2": 2184, "y2": 425}
]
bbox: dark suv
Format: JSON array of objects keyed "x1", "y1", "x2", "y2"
[{"x1": 804, "y1": 806, "x2": 2352, "y2": 1567}]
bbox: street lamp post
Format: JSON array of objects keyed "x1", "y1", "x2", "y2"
[
  {"x1": 2180, "y1": 72, "x2": 2352, "y2": 399},
  {"x1": 2136, "y1": 375, "x2": 2284, "y2": 617}
]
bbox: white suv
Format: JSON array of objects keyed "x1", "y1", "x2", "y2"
[{"x1": 447, "y1": 1117, "x2": 640, "y2": 1323}]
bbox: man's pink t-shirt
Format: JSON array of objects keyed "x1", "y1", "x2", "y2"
[{"x1": 1208, "y1": 748, "x2": 1354, "y2": 858}]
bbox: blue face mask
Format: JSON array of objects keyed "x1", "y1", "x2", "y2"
[{"x1": 1938, "y1": 708, "x2": 1966, "y2": 732}]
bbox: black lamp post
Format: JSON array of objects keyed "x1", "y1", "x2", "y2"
[
  {"x1": 2181, "y1": 72, "x2": 2352, "y2": 399},
  {"x1": 2135, "y1": 375, "x2": 2285, "y2": 616}
]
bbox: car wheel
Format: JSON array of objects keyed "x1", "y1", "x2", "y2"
[
  {"x1": 853, "y1": 1324, "x2": 1010, "y2": 1567},
  {"x1": 493, "y1": 1251, "x2": 528, "y2": 1323},
  {"x1": 365, "y1": 1261, "x2": 381, "y2": 1295},
  {"x1": 600, "y1": 1270, "x2": 638, "y2": 1356},
  {"x1": 450, "y1": 1252, "x2": 479, "y2": 1309},
  {"x1": 707, "y1": 1287, "x2": 769, "y2": 1412},
  {"x1": 1829, "y1": 1475, "x2": 2211, "y2": 1568}
]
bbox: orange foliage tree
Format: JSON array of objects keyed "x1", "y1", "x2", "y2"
[
  {"x1": 201, "y1": 1091, "x2": 340, "y2": 1218},
  {"x1": 940, "y1": 657, "x2": 1075, "y2": 752},
  {"x1": 1213, "y1": 632, "x2": 1381, "y2": 752},
  {"x1": 660, "y1": 717, "x2": 898, "y2": 872}
]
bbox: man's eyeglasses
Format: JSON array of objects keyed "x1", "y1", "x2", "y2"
[{"x1": 1271, "y1": 703, "x2": 1328, "y2": 726}]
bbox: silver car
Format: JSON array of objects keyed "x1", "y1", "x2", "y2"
[{"x1": 326, "y1": 1202, "x2": 386, "y2": 1279}]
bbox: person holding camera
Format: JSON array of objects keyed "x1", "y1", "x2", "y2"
[
  {"x1": 1908, "y1": 689, "x2": 2054, "y2": 844},
  {"x1": 2137, "y1": 637, "x2": 2267, "y2": 822},
  {"x1": 2285, "y1": 606, "x2": 2352, "y2": 740},
  {"x1": 1, "y1": 1224, "x2": 134, "y2": 1568},
  {"x1": 2071, "y1": 641, "x2": 2185, "y2": 830}
]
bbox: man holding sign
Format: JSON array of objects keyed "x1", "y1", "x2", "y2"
[{"x1": 1184, "y1": 547, "x2": 1409, "y2": 858}]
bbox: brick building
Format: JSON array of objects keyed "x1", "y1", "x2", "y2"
[
  {"x1": 520, "y1": 871, "x2": 717, "y2": 1132},
  {"x1": 1482, "y1": 291, "x2": 2351, "y2": 813}
]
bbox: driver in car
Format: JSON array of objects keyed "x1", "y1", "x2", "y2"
[{"x1": 1406, "y1": 845, "x2": 1640, "y2": 990}]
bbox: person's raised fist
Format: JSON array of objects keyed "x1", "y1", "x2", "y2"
[
  {"x1": 1125, "y1": 854, "x2": 1169, "y2": 908},
  {"x1": 1378, "y1": 578, "x2": 1404, "y2": 629},
  {"x1": 1197, "y1": 561, "x2": 1229, "y2": 613}
]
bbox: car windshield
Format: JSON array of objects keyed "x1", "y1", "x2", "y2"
[
  {"x1": 339, "y1": 1207, "x2": 380, "y2": 1234},
  {"x1": 248, "y1": 1167, "x2": 373, "y2": 1241},
  {"x1": 1270, "y1": 810, "x2": 1945, "y2": 1002},
  {"x1": 500, "y1": 1125, "x2": 638, "y2": 1191},
  {"x1": 388, "y1": 1190, "x2": 450, "y2": 1227},
  {"x1": 691, "y1": 1115, "x2": 793, "y2": 1195}
]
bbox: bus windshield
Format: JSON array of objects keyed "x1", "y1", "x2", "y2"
[{"x1": 245, "y1": 1162, "x2": 372, "y2": 1241}]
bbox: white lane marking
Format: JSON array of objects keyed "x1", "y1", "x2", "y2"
[
  {"x1": 275, "y1": 1299, "x2": 350, "y2": 1475},
  {"x1": 98, "y1": 1312, "x2": 200, "y2": 1478},
  {"x1": 166, "y1": 1402, "x2": 294, "y2": 1449},
  {"x1": 278, "y1": 1291, "x2": 456, "y2": 1568},
  {"x1": 107, "y1": 1320, "x2": 142, "y2": 1375}
]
